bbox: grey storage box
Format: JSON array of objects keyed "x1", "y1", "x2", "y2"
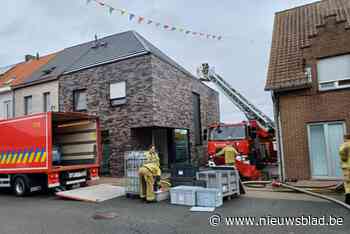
[
  {"x1": 196, "y1": 188, "x2": 223, "y2": 207},
  {"x1": 170, "y1": 186, "x2": 201, "y2": 206},
  {"x1": 197, "y1": 169, "x2": 240, "y2": 197}
]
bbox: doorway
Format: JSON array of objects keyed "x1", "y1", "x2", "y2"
[
  {"x1": 152, "y1": 128, "x2": 190, "y2": 169},
  {"x1": 307, "y1": 122, "x2": 345, "y2": 179}
]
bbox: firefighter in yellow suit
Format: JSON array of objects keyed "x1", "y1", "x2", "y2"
[
  {"x1": 216, "y1": 144, "x2": 245, "y2": 194},
  {"x1": 216, "y1": 144, "x2": 239, "y2": 165},
  {"x1": 339, "y1": 134, "x2": 350, "y2": 205},
  {"x1": 139, "y1": 145, "x2": 161, "y2": 202}
]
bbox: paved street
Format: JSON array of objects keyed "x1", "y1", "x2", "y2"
[{"x1": 0, "y1": 189, "x2": 349, "y2": 234}]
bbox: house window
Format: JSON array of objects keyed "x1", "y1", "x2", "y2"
[
  {"x1": 192, "y1": 92, "x2": 202, "y2": 145},
  {"x1": 307, "y1": 122, "x2": 344, "y2": 178},
  {"x1": 317, "y1": 54, "x2": 350, "y2": 91},
  {"x1": 110, "y1": 81, "x2": 126, "y2": 106},
  {"x1": 3, "y1": 100, "x2": 12, "y2": 119},
  {"x1": 24, "y1": 96, "x2": 32, "y2": 115},
  {"x1": 73, "y1": 89, "x2": 87, "y2": 111},
  {"x1": 43, "y1": 92, "x2": 51, "y2": 112}
]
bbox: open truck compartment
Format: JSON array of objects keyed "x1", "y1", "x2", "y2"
[
  {"x1": 52, "y1": 112, "x2": 98, "y2": 167},
  {"x1": 0, "y1": 112, "x2": 101, "y2": 196}
]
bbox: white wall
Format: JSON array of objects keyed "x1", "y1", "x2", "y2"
[
  {"x1": 0, "y1": 89, "x2": 13, "y2": 120},
  {"x1": 14, "y1": 80, "x2": 59, "y2": 117}
]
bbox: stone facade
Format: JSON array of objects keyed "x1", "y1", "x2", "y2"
[
  {"x1": 276, "y1": 16, "x2": 350, "y2": 180},
  {"x1": 59, "y1": 54, "x2": 219, "y2": 176},
  {"x1": 151, "y1": 55, "x2": 220, "y2": 165}
]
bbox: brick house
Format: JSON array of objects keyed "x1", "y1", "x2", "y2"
[
  {"x1": 14, "y1": 31, "x2": 220, "y2": 176},
  {"x1": 266, "y1": 0, "x2": 350, "y2": 180}
]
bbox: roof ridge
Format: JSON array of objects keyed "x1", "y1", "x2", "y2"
[
  {"x1": 65, "y1": 30, "x2": 135, "y2": 50},
  {"x1": 131, "y1": 31, "x2": 151, "y2": 52}
]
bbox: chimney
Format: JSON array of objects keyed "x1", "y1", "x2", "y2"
[{"x1": 25, "y1": 54, "x2": 35, "y2": 62}]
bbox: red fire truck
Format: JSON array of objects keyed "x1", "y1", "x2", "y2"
[
  {"x1": 207, "y1": 121, "x2": 276, "y2": 180},
  {"x1": 0, "y1": 112, "x2": 101, "y2": 196},
  {"x1": 198, "y1": 63, "x2": 277, "y2": 180}
]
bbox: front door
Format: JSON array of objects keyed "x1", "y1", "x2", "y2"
[
  {"x1": 152, "y1": 128, "x2": 169, "y2": 168},
  {"x1": 307, "y1": 122, "x2": 345, "y2": 179}
]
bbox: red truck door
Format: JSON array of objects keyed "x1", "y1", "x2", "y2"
[{"x1": 0, "y1": 114, "x2": 49, "y2": 173}]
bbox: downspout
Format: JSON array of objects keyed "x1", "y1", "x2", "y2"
[
  {"x1": 272, "y1": 91, "x2": 285, "y2": 182},
  {"x1": 12, "y1": 88, "x2": 15, "y2": 117}
]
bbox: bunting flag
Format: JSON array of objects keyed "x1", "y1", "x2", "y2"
[
  {"x1": 109, "y1": 7, "x2": 114, "y2": 15},
  {"x1": 129, "y1": 13, "x2": 135, "y2": 21},
  {"x1": 86, "y1": 0, "x2": 223, "y2": 40},
  {"x1": 138, "y1": 16, "x2": 144, "y2": 24}
]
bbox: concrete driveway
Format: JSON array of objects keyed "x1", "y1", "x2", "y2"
[{"x1": 0, "y1": 189, "x2": 349, "y2": 234}]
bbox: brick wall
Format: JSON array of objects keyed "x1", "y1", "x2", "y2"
[
  {"x1": 278, "y1": 16, "x2": 350, "y2": 180},
  {"x1": 151, "y1": 55, "x2": 220, "y2": 165},
  {"x1": 59, "y1": 54, "x2": 219, "y2": 176}
]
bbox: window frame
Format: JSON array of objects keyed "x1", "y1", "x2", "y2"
[
  {"x1": 3, "y1": 100, "x2": 12, "y2": 119},
  {"x1": 192, "y1": 92, "x2": 202, "y2": 145},
  {"x1": 73, "y1": 89, "x2": 87, "y2": 112},
  {"x1": 109, "y1": 81, "x2": 127, "y2": 106},
  {"x1": 317, "y1": 54, "x2": 350, "y2": 91},
  {"x1": 43, "y1": 92, "x2": 51, "y2": 112},
  {"x1": 24, "y1": 95, "x2": 32, "y2": 115},
  {"x1": 307, "y1": 121, "x2": 346, "y2": 179}
]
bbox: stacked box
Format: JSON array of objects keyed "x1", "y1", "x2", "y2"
[
  {"x1": 196, "y1": 169, "x2": 240, "y2": 197},
  {"x1": 170, "y1": 177, "x2": 206, "y2": 187},
  {"x1": 170, "y1": 186, "x2": 201, "y2": 206},
  {"x1": 196, "y1": 188, "x2": 223, "y2": 207},
  {"x1": 124, "y1": 151, "x2": 147, "y2": 195}
]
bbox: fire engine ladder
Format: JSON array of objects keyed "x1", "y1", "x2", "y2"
[{"x1": 197, "y1": 63, "x2": 275, "y2": 130}]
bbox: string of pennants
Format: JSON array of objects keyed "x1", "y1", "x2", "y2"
[{"x1": 86, "y1": 0, "x2": 223, "y2": 40}]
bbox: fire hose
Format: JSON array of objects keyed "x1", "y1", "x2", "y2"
[{"x1": 242, "y1": 180, "x2": 350, "y2": 211}]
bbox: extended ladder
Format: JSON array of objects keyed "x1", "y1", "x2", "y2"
[{"x1": 197, "y1": 63, "x2": 275, "y2": 130}]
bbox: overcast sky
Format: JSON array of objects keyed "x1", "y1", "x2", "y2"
[{"x1": 0, "y1": 0, "x2": 317, "y2": 122}]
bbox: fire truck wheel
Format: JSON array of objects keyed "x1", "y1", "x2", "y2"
[{"x1": 13, "y1": 176, "x2": 29, "y2": 196}]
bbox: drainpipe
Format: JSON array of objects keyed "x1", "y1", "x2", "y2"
[
  {"x1": 272, "y1": 92, "x2": 285, "y2": 182},
  {"x1": 12, "y1": 89, "x2": 15, "y2": 117}
]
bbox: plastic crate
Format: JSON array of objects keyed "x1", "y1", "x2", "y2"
[
  {"x1": 170, "y1": 186, "x2": 201, "y2": 206},
  {"x1": 125, "y1": 177, "x2": 140, "y2": 194},
  {"x1": 171, "y1": 164, "x2": 198, "y2": 179},
  {"x1": 196, "y1": 188, "x2": 223, "y2": 207},
  {"x1": 196, "y1": 169, "x2": 240, "y2": 197},
  {"x1": 124, "y1": 151, "x2": 147, "y2": 194},
  {"x1": 170, "y1": 177, "x2": 206, "y2": 188}
]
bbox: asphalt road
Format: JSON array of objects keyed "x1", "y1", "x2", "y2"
[{"x1": 0, "y1": 189, "x2": 349, "y2": 234}]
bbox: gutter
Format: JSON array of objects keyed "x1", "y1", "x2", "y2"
[
  {"x1": 63, "y1": 51, "x2": 149, "y2": 75},
  {"x1": 272, "y1": 92, "x2": 286, "y2": 182}
]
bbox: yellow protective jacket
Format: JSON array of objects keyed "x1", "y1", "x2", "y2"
[
  {"x1": 339, "y1": 142, "x2": 350, "y2": 169},
  {"x1": 216, "y1": 145, "x2": 238, "y2": 164},
  {"x1": 142, "y1": 151, "x2": 161, "y2": 176}
]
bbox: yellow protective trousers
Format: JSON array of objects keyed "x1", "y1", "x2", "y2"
[
  {"x1": 342, "y1": 168, "x2": 350, "y2": 194},
  {"x1": 139, "y1": 166, "x2": 155, "y2": 201}
]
